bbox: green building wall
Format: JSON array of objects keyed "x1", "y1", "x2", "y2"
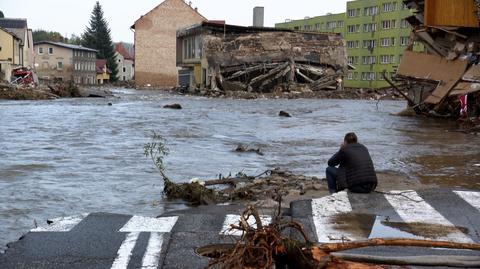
[{"x1": 275, "y1": 0, "x2": 423, "y2": 89}]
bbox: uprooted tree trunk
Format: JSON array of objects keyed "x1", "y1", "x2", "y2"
[{"x1": 202, "y1": 204, "x2": 480, "y2": 269}]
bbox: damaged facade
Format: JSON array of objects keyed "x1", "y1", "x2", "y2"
[
  {"x1": 395, "y1": 0, "x2": 480, "y2": 119},
  {"x1": 176, "y1": 22, "x2": 347, "y2": 95}
]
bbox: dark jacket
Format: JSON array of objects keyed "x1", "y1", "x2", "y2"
[{"x1": 328, "y1": 143, "x2": 377, "y2": 189}]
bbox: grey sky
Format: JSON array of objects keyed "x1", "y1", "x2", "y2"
[{"x1": 0, "y1": 0, "x2": 348, "y2": 43}]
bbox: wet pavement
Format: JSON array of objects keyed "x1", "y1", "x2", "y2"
[
  {"x1": 1, "y1": 88, "x2": 480, "y2": 251},
  {"x1": 1, "y1": 189, "x2": 479, "y2": 269}
]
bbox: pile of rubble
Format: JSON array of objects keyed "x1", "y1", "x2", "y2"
[
  {"x1": 395, "y1": 0, "x2": 480, "y2": 128},
  {"x1": 0, "y1": 82, "x2": 113, "y2": 100},
  {"x1": 203, "y1": 30, "x2": 347, "y2": 96}
]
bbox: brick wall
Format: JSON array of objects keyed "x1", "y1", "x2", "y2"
[{"x1": 134, "y1": 0, "x2": 205, "y2": 88}]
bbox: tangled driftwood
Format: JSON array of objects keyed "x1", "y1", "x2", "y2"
[{"x1": 200, "y1": 205, "x2": 480, "y2": 269}]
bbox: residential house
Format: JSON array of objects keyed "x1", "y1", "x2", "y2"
[
  {"x1": 115, "y1": 43, "x2": 134, "y2": 81},
  {"x1": 34, "y1": 41, "x2": 97, "y2": 84},
  {"x1": 96, "y1": 59, "x2": 111, "y2": 84},
  {"x1": 0, "y1": 27, "x2": 22, "y2": 82},
  {"x1": 131, "y1": 0, "x2": 206, "y2": 87},
  {"x1": 0, "y1": 18, "x2": 34, "y2": 68}
]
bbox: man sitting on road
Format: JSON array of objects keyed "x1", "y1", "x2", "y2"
[{"x1": 326, "y1": 132, "x2": 377, "y2": 194}]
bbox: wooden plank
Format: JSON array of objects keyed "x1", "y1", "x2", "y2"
[
  {"x1": 425, "y1": 0, "x2": 478, "y2": 28},
  {"x1": 397, "y1": 51, "x2": 468, "y2": 104}
]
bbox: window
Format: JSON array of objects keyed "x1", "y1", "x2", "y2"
[
  {"x1": 391, "y1": 37, "x2": 396, "y2": 46},
  {"x1": 383, "y1": 2, "x2": 396, "y2": 12},
  {"x1": 401, "y1": 3, "x2": 408, "y2": 9},
  {"x1": 123, "y1": 67, "x2": 126, "y2": 72},
  {"x1": 347, "y1": 56, "x2": 355, "y2": 64},
  {"x1": 363, "y1": 40, "x2": 376, "y2": 49},
  {"x1": 38, "y1": 47, "x2": 44, "y2": 54},
  {"x1": 400, "y1": 19, "x2": 408, "y2": 28},
  {"x1": 380, "y1": 55, "x2": 390, "y2": 64},
  {"x1": 57, "y1": 62, "x2": 63, "y2": 70},
  {"x1": 326, "y1": 21, "x2": 337, "y2": 29},
  {"x1": 380, "y1": 38, "x2": 391, "y2": 47},
  {"x1": 348, "y1": 9, "x2": 360, "y2": 17},
  {"x1": 347, "y1": 41, "x2": 355, "y2": 48},
  {"x1": 48, "y1": 47, "x2": 54, "y2": 54},
  {"x1": 382, "y1": 20, "x2": 396, "y2": 29},
  {"x1": 347, "y1": 72, "x2": 354, "y2": 80},
  {"x1": 118, "y1": 59, "x2": 121, "y2": 63},
  {"x1": 361, "y1": 72, "x2": 376, "y2": 81},
  {"x1": 315, "y1": 23, "x2": 321, "y2": 30},
  {"x1": 362, "y1": 56, "x2": 376, "y2": 65},
  {"x1": 364, "y1": 6, "x2": 378, "y2": 16},
  {"x1": 337, "y1": 21, "x2": 344, "y2": 27},
  {"x1": 347, "y1": 25, "x2": 359, "y2": 33},
  {"x1": 363, "y1": 23, "x2": 377, "y2": 32}
]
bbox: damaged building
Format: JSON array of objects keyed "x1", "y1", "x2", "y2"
[
  {"x1": 176, "y1": 21, "x2": 347, "y2": 95},
  {"x1": 393, "y1": 0, "x2": 480, "y2": 120}
]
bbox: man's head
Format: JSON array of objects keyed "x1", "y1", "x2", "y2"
[{"x1": 344, "y1": 132, "x2": 358, "y2": 144}]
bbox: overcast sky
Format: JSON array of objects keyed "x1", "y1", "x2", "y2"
[{"x1": 0, "y1": 0, "x2": 348, "y2": 43}]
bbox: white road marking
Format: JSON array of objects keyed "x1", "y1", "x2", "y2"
[
  {"x1": 141, "y1": 233, "x2": 164, "y2": 269},
  {"x1": 220, "y1": 214, "x2": 272, "y2": 236},
  {"x1": 31, "y1": 213, "x2": 89, "y2": 232},
  {"x1": 119, "y1": 216, "x2": 178, "y2": 232},
  {"x1": 454, "y1": 191, "x2": 480, "y2": 211},
  {"x1": 384, "y1": 191, "x2": 472, "y2": 242},
  {"x1": 111, "y1": 232, "x2": 140, "y2": 269},
  {"x1": 311, "y1": 191, "x2": 355, "y2": 242},
  {"x1": 110, "y1": 216, "x2": 178, "y2": 269}
]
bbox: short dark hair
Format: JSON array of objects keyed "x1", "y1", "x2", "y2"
[{"x1": 344, "y1": 132, "x2": 358, "y2": 144}]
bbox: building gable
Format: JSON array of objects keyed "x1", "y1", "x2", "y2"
[{"x1": 133, "y1": 0, "x2": 206, "y2": 28}]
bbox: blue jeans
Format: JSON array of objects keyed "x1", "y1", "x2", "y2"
[{"x1": 326, "y1": 166, "x2": 340, "y2": 194}]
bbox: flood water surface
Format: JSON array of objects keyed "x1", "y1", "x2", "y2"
[{"x1": 0, "y1": 89, "x2": 479, "y2": 250}]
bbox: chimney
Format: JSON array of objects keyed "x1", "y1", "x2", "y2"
[{"x1": 253, "y1": 7, "x2": 264, "y2": 27}]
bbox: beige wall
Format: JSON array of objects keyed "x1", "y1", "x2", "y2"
[
  {"x1": 34, "y1": 44, "x2": 73, "y2": 81},
  {"x1": 0, "y1": 28, "x2": 21, "y2": 66},
  {"x1": 134, "y1": 0, "x2": 205, "y2": 87},
  {"x1": 24, "y1": 29, "x2": 34, "y2": 68},
  {"x1": 115, "y1": 52, "x2": 135, "y2": 81}
]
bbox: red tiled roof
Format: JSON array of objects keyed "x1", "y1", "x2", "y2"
[
  {"x1": 115, "y1": 43, "x2": 134, "y2": 61},
  {"x1": 96, "y1": 59, "x2": 112, "y2": 74}
]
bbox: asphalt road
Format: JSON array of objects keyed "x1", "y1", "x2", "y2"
[{"x1": 1, "y1": 189, "x2": 479, "y2": 269}]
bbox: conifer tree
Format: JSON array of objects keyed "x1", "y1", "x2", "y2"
[
  {"x1": 0, "y1": 11, "x2": 4, "y2": 18},
  {"x1": 82, "y1": 1, "x2": 118, "y2": 81}
]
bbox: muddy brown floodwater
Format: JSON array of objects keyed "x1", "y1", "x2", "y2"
[{"x1": 0, "y1": 88, "x2": 479, "y2": 251}]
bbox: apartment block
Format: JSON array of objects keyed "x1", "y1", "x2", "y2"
[{"x1": 275, "y1": 0, "x2": 423, "y2": 89}]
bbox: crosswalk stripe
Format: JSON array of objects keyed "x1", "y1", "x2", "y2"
[
  {"x1": 311, "y1": 191, "x2": 356, "y2": 242},
  {"x1": 31, "y1": 213, "x2": 89, "y2": 232},
  {"x1": 119, "y1": 216, "x2": 178, "y2": 233},
  {"x1": 111, "y1": 216, "x2": 178, "y2": 269},
  {"x1": 220, "y1": 214, "x2": 272, "y2": 236},
  {"x1": 141, "y1": 233, "x2": 164, "y2": 269},
  {"x1": 454, "y1": 191, "x2": 480, "y2": 212},
  {"x1": 111, "y1": 232, "x2": 140, "y2": 269},
  {"x1": 384, "y1": 191, "x2": 472, "y2": 243}
]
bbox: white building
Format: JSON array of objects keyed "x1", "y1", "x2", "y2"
[{"x1": 115, "y1": 43, "x2": 134, "y2": 81}]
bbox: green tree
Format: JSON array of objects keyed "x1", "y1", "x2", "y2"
[
  {"x1": 33, "y1": 29, "x2": 65, "y2": 42},
  {"x1": 0, "y1": 11, "x2": 4, "y2": 18},
  {"x1": 82, "y1": 1, "x2": 118, "y2": 81},
  {"x1": 67, "y1": 34, "x2": 83, "y2": 45}
]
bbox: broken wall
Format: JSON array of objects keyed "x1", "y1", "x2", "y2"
[{"x1": 203, "y1": 31, "x2": 347, "y2": 71}]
